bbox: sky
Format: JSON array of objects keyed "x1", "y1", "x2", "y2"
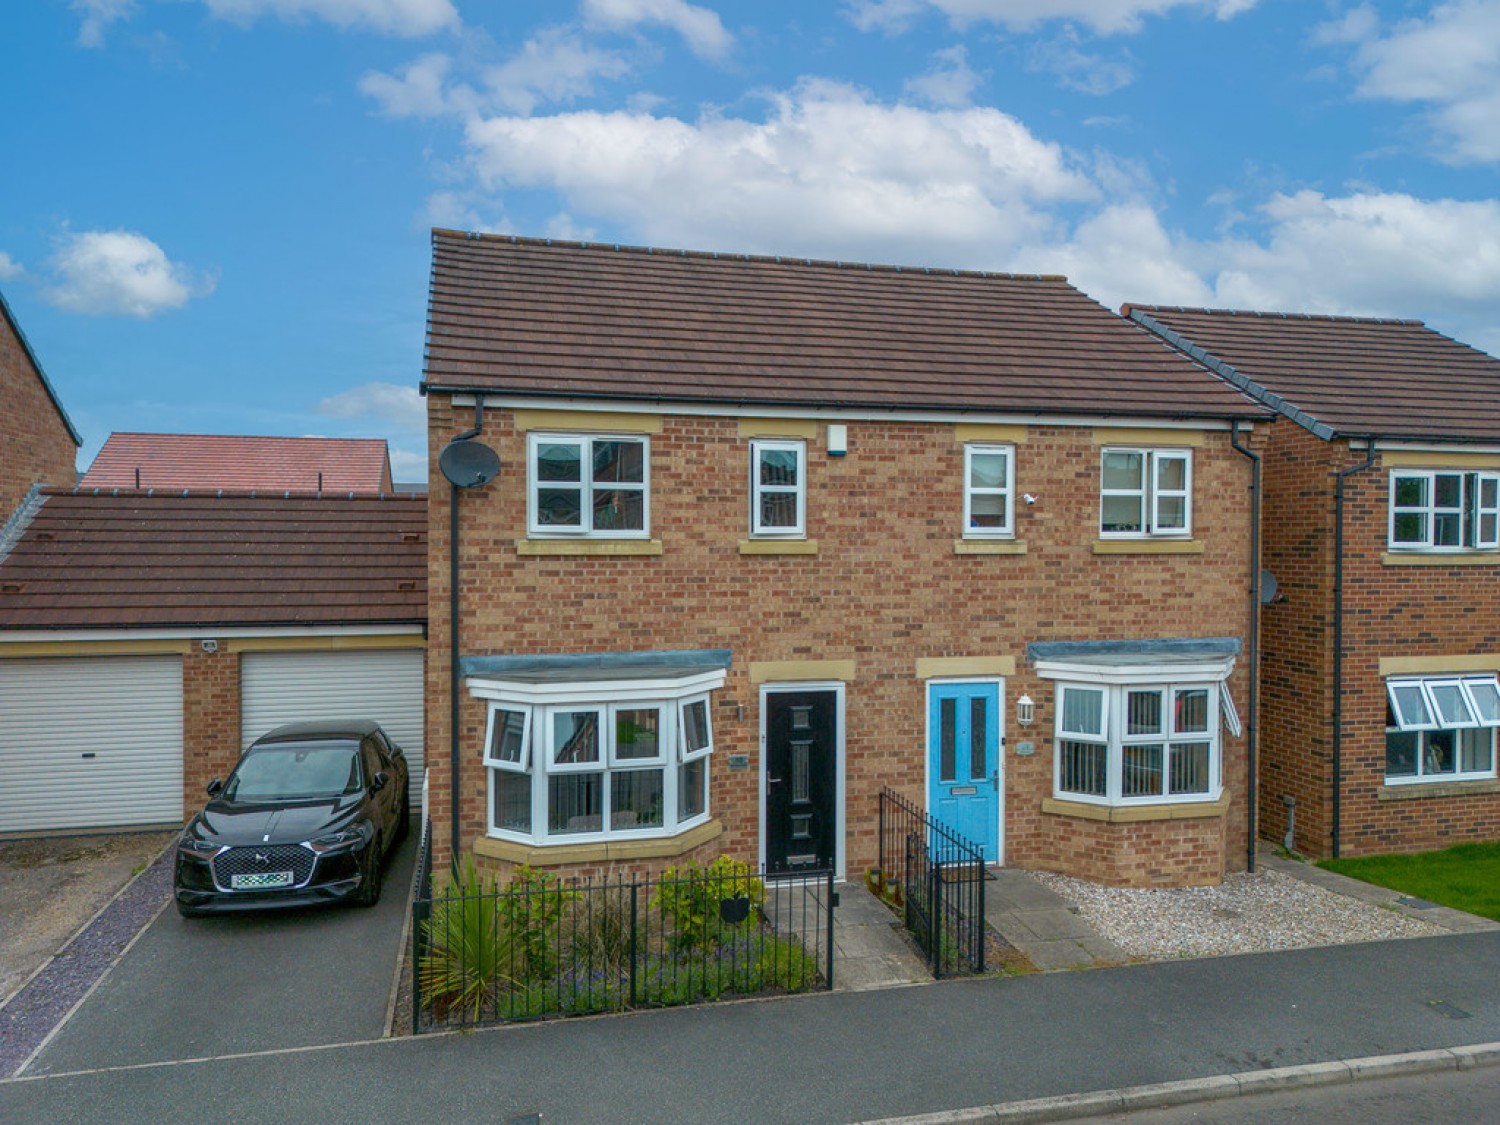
[{"x1": 4, "y1": 1, "x2": 1500, "y2": 484}]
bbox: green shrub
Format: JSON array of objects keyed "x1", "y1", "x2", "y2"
[
  {"x1": 417, "y1": 856, "x2": 515, "y2": 1022},
  {"x1": 500, "y1": 865, "x2": 578, "y2": 980},
  {"x1": 652, "y1": 855, "x2": 765, "y2": 949}
]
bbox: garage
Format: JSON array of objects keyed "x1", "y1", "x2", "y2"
[
  {"x1": 0, "y1": 654, "x2": 184, "y2": 834},
  {"x1": 240, "y1": 648, "x2": 425, "y2": 775}
]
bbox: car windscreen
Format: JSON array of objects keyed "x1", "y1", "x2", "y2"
[{"x1": 224, "y1": 741, "x2": 364, "y2": 802}]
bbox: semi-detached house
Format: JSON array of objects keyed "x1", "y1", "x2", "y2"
[{"x1": 422, "y1": 231, "x2": 1271, "y2": 889}]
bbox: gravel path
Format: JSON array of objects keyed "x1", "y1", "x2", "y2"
[
  {"x1": 1030, "y1": 867, "x2": 1449, "y2": 960},
  {"x1": 0, "y1": 846, "x2": 173, "y2": 1077}
]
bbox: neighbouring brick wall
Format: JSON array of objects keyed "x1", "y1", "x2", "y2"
[
  {"x1": 0, "y1": 312, "x2": 76, "y2": 519},
  {"x1": 427, "y1": 400, "x2": 1261, "y2": 887},
  {"x1": 181, "y1": 644, "x2": 241, "y2": 805}
]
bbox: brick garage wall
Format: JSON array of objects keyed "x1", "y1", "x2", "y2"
[
  {"x1": 0, "y1": 312, "x2": 76, "y2": 518},
  {"x1": 427, "y1": 400, "x2": 1261, "y2": 887},
  {"x1": 181, "y1": 644, "x2": 241, "y2": 808}
]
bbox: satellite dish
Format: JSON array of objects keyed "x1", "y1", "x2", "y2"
[
  {"x1": 439, "y1": 439, "x2": 500, "y2": 489},
  {"x1": 1260, "y1": 569, "x2": 1279, "y2": 605}
]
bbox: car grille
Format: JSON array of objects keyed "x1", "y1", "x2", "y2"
[{"x1": 213, "y1": 845, "x2": 316, "y2": 890}]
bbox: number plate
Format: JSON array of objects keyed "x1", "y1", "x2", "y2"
[{"x1": 231, "y1": 870, "x2": 295, "y2": 890}]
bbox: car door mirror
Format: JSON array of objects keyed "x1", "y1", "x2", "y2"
[
  {"x1": 370, "y1": 771, "x2": 388, "y2": 793},
  {"x1": 206, "y1": 778, "x2": 223, "y2": 796}
]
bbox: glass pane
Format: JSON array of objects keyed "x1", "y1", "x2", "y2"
[
  {"x1": 759, "y1": 448, "x2": 799, "y2": 486},
  {"x1": 593, "y1": 488, "x2": 644, "y2": 531},
  {"x1": 1156, "y1": 456, "x2": 1186, "y2": 491},
  {"x1": 593, "y1": 440, "x2": 644, "y2": 484},
  {"x1": 1156, "y1": 496, "x2": 1187, "y2": 530},
  {"x1": 548, "y1": 772, "x2": 602, "y2": 834},
  {"x1": 1434, "y1": 513, "x2": 1462, "y2": 547},
  {"x1": 1101, "y1": 494, "x2": 1144, "y2": 533},
  {"x1": 1392, "y1": 512, "x2": 1426, "y2": 543},
  {"x1": 970, "y1": 696, "x2": 988, "y2": 780},
  {"x1": 1482, "y1": 477, "x2": 1499, "y2": 507},
  {"x1": 1466, "y1": 679, "x2": 1500, "y2": 725},
  {"x1": 1126, "y1": 690, "x2": 1162, "y2": 736},
  {"x1": 536, "y1": 487, "x2": 582, "y2": 527},
  {"x1": 760, "y1": 491, "x2": 798, "y2": 528},
  {"x1": 1423, "y1": 730, "x2": 1456, "y2": 775},
  {"x1": 492, "y1": 769, "x2": 531, "y2": 832},
  {"x1": 682, "y1": 700, "x2": 711, "y2": 754},
  {"x1": 1394, "y1": 475, "x2": 1427, "y2": 507},
  {"x1": 1482, "y1": 514, "x2": 1499, "y2": 545},
  {"x1": 1169, "y1": 742, "x2": 1210, "y2": 794},
  {"x1": 1175, "y1": 689, "x2": 1210, "y2": 734},
  {"x1": 615, "y1": 708, "x2": 661, "y2": 760},
  {"x1": 1122, "y1": 744, "x2": 1164, "y2": 798},
  {"x1": 939, "y1": 698, "x2": 956, "y2": 782},
  {"x1": 490, "y1": 709, "x2": 527, "y2": 764},
  {"x1": 969, "y1": 493, "x2": 1006, "y2": 529},
  {"x1": 969, "y1": 451, "x2": 1008, "y2": 489},
  {"x1": 1435, "y1": 473, "x2": 1462, "y2": 507},
  {"x1": 1101, "y1": 451, "x2": 1144, "y2": 489},
  {"x1": 610, "y1": 769, "x2": 663, "y2": 829},
  {"x1": 1385, "y1": 731, "x2": 1418, "y2": 777},
  {"x1": 1460, "y1": 728, "x2": 1494, "y2": 773},
  {"x1": 553, "y1": 711, "x2": 600, "y2": 765},
  {"x1": 1058, "y1": 740, "x2": 1106, "y2": 797},
  {"x1": 1390, "y1": 683, "x2": 1432, "y2": 728},
  {"x1": 1430, "y1": 682, "x2": 1474, "y2": 726},
  {"x1": 536, "y1": 442, "x2": 581, "y2": 482},
  {"x1": 1062, "y1": 687, "x2": 1104, "y2": 737},
  {"x1": 678, "y1": 758, "x2": 707, "y2": 820},
  {"x1": 792, "y1": 740, "x2": 811, "y2": 802}
]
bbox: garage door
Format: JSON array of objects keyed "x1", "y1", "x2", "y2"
[
  {"x1": 0, "y1": 655, "x2": 184, "y2": 834},
  {"x1": 240, "y1": 648, "x2": 425, "y2": 775}
]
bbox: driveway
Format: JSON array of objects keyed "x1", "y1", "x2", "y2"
[{"x1": 22, "y1": 829, "x2": 416, "y2": 1076}]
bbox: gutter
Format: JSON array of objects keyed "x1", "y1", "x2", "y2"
[
  {"x1": 448, "y1": 397, "x2": 486, "y2": 863},
  {"x1": 1229, "y1": 423, "x2": 1261, "y2": 874},
  {"x1": 1332, "y1": 438, "x2": 1379, "y2": 859}
]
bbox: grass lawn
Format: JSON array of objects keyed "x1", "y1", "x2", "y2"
[{"x1": 1318, "y1": 842, "x2": 1500, "y2": 922}]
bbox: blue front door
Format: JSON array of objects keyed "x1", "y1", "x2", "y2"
[{"x1": 928, "y1": 681, "x2": 1001, "y2": 862}]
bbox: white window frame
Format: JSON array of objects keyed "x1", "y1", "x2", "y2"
[
  {"x1": 963, "y1": 443, "x2": 1014, "y2": 539},
  {"x1": 1388, "y1": 469, "x2": 1500, "y2": 552},
  {"x1": 750, "y1": 439, "x2": 806, "y2": 538},
  {"x1": 1385, "y1": 675, "x2": 1500, "y2": 784},
  {"x1": 527, "y1": 432, "x2": 650, "y2": 539},
  {"x1": 1099, "y1": 447, "x2": 1193, "y2": 539}
]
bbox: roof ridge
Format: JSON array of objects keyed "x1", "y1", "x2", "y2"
[
  {"x1": 48, "y1": 486, "x2": 424, "y2": 502},
  {"x1": 1121, "y1": 303, "x2": 1425, "y2": 328},
  {"x1": 431, "y1": 227, "x2": 1070, "y2": 285},
  {"x1": 98, "y1": 431, "x2": 388, "y2": 444}
]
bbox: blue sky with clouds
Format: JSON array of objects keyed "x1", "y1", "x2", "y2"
[{"x1": 5, "y1": 0, "x2": 1500, "y2": 481}]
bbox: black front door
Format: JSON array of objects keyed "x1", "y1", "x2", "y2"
[{"x1": 765, "y1": 689, "x2": 838, "y2": 875}]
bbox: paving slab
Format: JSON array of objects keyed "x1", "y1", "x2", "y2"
[
  {"x1": 831, "y1": 883, "x2": 930, "y2": 990},
  {"x1": 984, "y1": 869, "x2": 1128, "y2": 971}
]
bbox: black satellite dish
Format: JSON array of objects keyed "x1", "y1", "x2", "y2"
[
  {"x1": 1260, "y1": 569, "x2": 1279, "y2": 605},
  {"x1": 439, "y1": 439, "x2": 500, "y2": 489}
]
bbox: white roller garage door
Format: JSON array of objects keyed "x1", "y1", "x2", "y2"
[
  {"x1": 0, "y1": 655, "x2": 184, "y2": 834},
  {"x1": 240, "y1": 648, "x2": 425, "y2": 775}
]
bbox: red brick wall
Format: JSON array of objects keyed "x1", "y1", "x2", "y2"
[
  {"x1": 181, "y1": 644, "x2": 241, "y2": 804},
  {"x1": 427, "y1": 400, "x2": 1261, "y2": 887},
  {"x1": 0, "y1": 311, "x2": 76, "y2": 518}
]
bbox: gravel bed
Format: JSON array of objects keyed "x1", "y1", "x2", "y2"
[
  {"x1": 0, "y1": 846, "x2": 173, "y2": 1077},
  {"x1": 1030, "y1": 867, "x2": 1449, "y2": 960}
]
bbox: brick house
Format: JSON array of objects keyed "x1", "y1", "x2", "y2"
[
  {"x1": 0, "y1": 287, "x2": 80, "y2": 520},
  {"x1": 422, "y1": 231, "x2": 1271, "y2": 888},
  {"x1": 1129, "y1": 306, "x2": 1500, "y2": 858},
  {"x1": 0, "y1": 490, "x2": 426, "y2": 835}
]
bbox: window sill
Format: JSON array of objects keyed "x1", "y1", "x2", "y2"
[
  {"x1": 1093, "y1": 539, "x2": 1204, "y2": 556},
  {"x1": 474, "y1": 818, "x2": 724, "y2": 866},
  {"x1": 1381, "y1": 551, "x2": 1499, "y2": 567},
  {"x1": 739, "y1": 539, "x2": 819, "y2": 556},
  {"x1": 1041, "y1": 793, "x2": 1230, "y2": 823},
  {"x1": 516, "y1": 538, "x2": 663, "y2": 557},
  {"x1": 1378, "y1": 779, "x2": 1500, "y2": 800},
  {"x1": 953, "y1": 539, "x2": 1027, "y2": 555}
]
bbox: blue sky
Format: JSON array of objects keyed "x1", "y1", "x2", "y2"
[{"x1": 5, "y1": 0, "x2": 1500, "y2": 482}]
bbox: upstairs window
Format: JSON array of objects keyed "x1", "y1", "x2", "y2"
[
  {"x1": 528, "y1": 434, "x2": 649, "y2": 538},
  {"x1": 963, "y1": 444, "x2": 1014, "y2": 538},
  {"x1": 1385, "y1": 675, "x2": 1500, "y2": 783},
  {"x1": 1100, "y1": 448, "x2": 1192, "y2": 538},
  {"x1": 1389, "y1": 470, "x2": 1500, "y2": 551},
  {"x1": 751, "y1": 439, "x2": 806, "y2": 537}
]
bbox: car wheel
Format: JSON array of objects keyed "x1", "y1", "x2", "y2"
[{"x1": 358, "y1": 844, "x2": 383, "y2": 908}]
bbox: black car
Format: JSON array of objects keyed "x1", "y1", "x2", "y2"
[{"x1": 174, "y1": 720, "x2": 410, "y2": 916}]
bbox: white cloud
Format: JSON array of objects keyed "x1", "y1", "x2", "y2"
[
  {"x1": 71, "y1": 0, "x2": 135, "y2": 47},
  {"x1": 581, "y1": 0, "x2": 734, "y2": 60},
  {"x1": 201, "y1": 0, "x2": 458, "y2": 37},
  {"x1": 44, "y1": 230, "x2": 213, "y2": 318},
  {"x1": 849, "y1": 0, "x2": 1256, "y2": 36},
  {"x1": 1028, "y1": 30, "x2": 1134, "y2": 93},
  {"x1": 389, "y1": 447, "x2": 428, "y2": 483},
  {"x1": 360, "y1": 52, "x2": 456, "y2": 118},
  {"x1": 0, "y1": 252, "x2": 23, "y2": 282},
  {"x1": 903, "y1": 45, "x2": 983, "y2": 107},
  {"x1": 480, "y1": 27, "x2": 633, "y2": 114},
  {"x1": 318, "y1": 381, "x2": 426, "y2": 429}
]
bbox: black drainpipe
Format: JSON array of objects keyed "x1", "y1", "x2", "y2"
[
  {"x1": 1230, "y1": 422, "x2": 1261, "y2": 874},
  {"x1": 1331, "y1": 437, "x2": 1378, "y2": 859},
  {"x1": 449, "y1": 397, "x2": 486, "y2": 862}
]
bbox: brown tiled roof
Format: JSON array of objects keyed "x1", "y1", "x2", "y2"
[
  {"x1": 422, "y1": 231, "x2": 1266, "y2": 421},
  {"x1": 80, "y1": 433, "x2": 395, "y2": 493},
  {"x1": 0, "y1": 491, "x2": 426, "y2": 630},
  {"x1": 1126, "y1": 306, "x2": 1500, "y2": 443}
]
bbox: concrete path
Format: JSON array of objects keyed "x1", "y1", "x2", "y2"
[
  {"x1": 983, "y1": 868, "x2": 1128, "y2": 970},
  {"x1": 829, "y1": 883, "x2": 930, "y2": 991}
]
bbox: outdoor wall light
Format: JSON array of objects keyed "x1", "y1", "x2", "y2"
[{"x1": 1016, "y1": 694, "x2": 1035, "y2": 726}]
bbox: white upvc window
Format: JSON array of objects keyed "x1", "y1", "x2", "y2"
[
  {"x1": 1388, "y1": 470, "x2": 1500, "y2": 551},
  {"x1": 1099, "y1": 448, "x2": 1192, "y2": 538},
  {"x1": 528, "y1": 433, "x2": 649, "y2": 538},
  {"x1": 963, "y1": 443, "x2": 1014, "y2": 538},
  {"x1": 751, "y1": 439, "x2": 806, "y2": 537},
  {"x1": 1385, "y1": 675, "x2": 1500, "y2": 783}
]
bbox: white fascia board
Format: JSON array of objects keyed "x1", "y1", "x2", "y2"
[
  {"x1": 1374, "y1": 439, "x2": 1500, "y2": 455},
  {"x1": 0, "y1": 624, "x2": 425, "y2": 644},
  {"x1": 447, "y1": 394, "x2": 1237, "y2": 432},
  {"x1": 1033, "y1": 656, "x2": 1237, "y2": 685},
  {"x1": 466, "y1": 668, "x2": 727, "y2": 705}
]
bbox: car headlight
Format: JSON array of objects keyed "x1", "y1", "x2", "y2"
[
  {"x1": 178, "y1": 835, "x2": 220, "y2": 856},
  {"x1": 307, "y1": 823, "x2": 374, "y2": 853}
]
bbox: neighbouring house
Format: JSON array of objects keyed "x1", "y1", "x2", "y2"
[
  {"x1": 80, "y1": 432, "x2": 395, "y2": 493},
  {"x1": 0, "y1": 489, "x2": 426, "y2": 835},
  {"x1": 421, "y1": 230, "x2": 1272, "y2": 889},
  {"x1": 1128, "y1": 306, "x2": 1500, "y2": 859},
  {"x1": 0, "y1": 287, "x2": 80, "y2": 520}
]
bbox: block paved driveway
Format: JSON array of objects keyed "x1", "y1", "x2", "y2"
[{"x1": 23, "y1": 831, "x2": 416, "y2": 1076}]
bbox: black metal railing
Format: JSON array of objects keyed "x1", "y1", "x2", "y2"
[
  {"x1": 409, "y1": 817, "x2": 435, "y2": 1035},
  {"x1": 877, "y1": 788, "x2": 987, "y2": 978},
  {"x1": 410, "y1": 835, "x2": 834, "y2": 1031}
]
